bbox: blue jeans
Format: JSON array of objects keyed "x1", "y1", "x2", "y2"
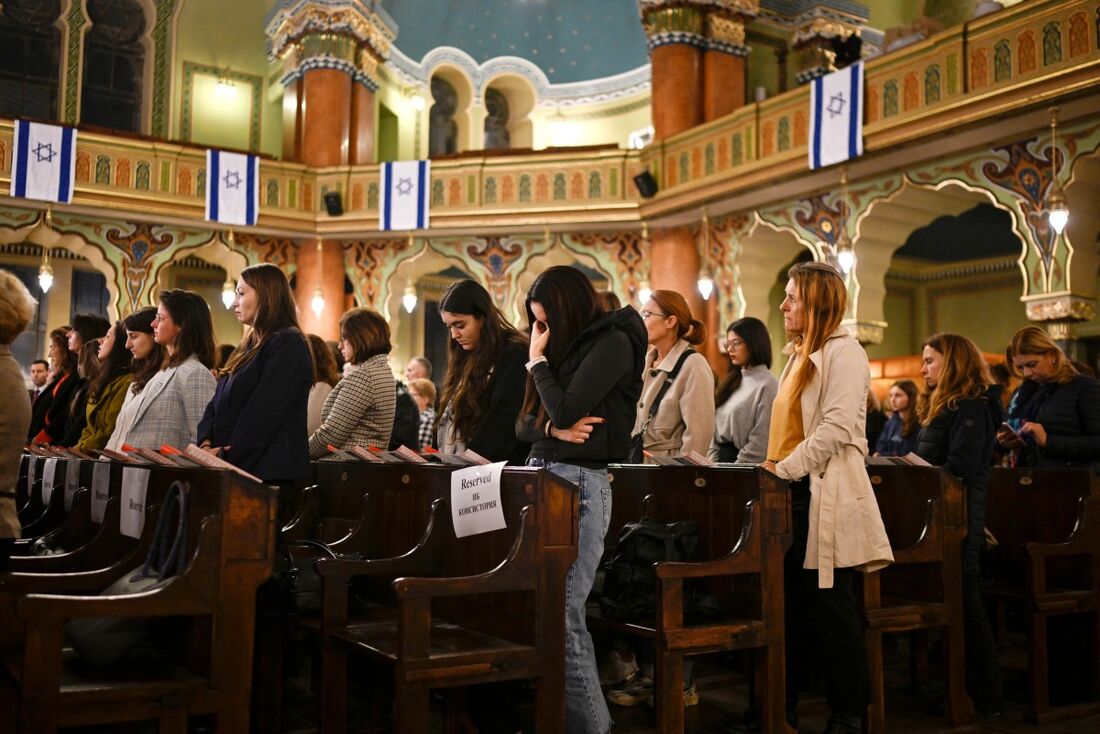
[{"x1": 540, "y1": 461, "x2": 613, "y2": 734}]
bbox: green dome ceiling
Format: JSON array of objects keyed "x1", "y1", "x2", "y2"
[{"x1": 383, "y1": 0, "x2": 649, "y2": 84}]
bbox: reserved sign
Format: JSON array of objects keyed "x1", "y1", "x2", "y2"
[
  {"x1": 120, "y1": 467, "x2": 150, "y2": 539},
  {"x1": 450, "y1": 461, "x2": 507, "y2": 538},
  {"x1": 90, "y1": 460, "x2": 111, "y2": 524}
]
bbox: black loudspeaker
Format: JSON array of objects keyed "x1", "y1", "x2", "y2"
[
  {"x1": 322, "y1": 191, "x2": 343, "y2": 216},
  {"x1": 633, "y1": 170, "x2": 658, "y2": 198}
]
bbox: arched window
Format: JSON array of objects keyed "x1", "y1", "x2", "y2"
[
  {"x1": 429, "y1": 75, "x2": 458, "y2": 157},
  {"x1": 0, "y1": 0, "x2": 62, "y2": 120},
  {"x1": 81, "y1": 0, "x2": 146, "y2": 132},
  {"x1": 483, "y1": 87, "x2": 510, "y2": 150}
]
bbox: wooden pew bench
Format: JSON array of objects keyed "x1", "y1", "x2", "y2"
[
  {"x1": 862, "y1": 465, "x2": 970, "y2": 733},
  {"x1": 983, "y1": 467, "x2": 1100, "y2": 723},
  {"x1": 0, "y1": 465, "x2": 278, "y2": 733},
  {"x1": 313, "y1": 463, "x2": 578, "y2": 734},
  {"x1": 590, "y1": 465, "x2": 792, "y2": 734}
]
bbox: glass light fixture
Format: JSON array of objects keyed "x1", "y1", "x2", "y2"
[
  {"x1": 310, "y1": 287, "x2": 325, "y2": 316},
  {"x1": 697, "y1": 209, "x2": 714, "y2": 299},
  {"x1": 834, "y1": 167, "x2": 857, "y2": 274},
  {"x1": 638, "y1": 280, "x2": 653, "y2": 305},
  {"x1": 36, "y1": 208, "x2": 54, "y2": 293},
  {"x1": 410, "y1": 93, "x2": 425, "y2": 111},
  {"x1": 402, "y1": 285, "x2": 418, "y2": 314},
  {"x1": 1046, "y1": 107, "x2": 1069, "y2": 236},
  {"x1": 221, "y1": 279, "x2": 235, "y2": 309},
  {"x1": 697, "y1": 271, "x2": 715, "y2": 300},
  {"x1": 215, "y1": 68, "x2": 235, "y2": 99}
]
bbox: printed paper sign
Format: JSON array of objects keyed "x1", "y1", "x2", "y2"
[
  {"x1": 120, "y1": 467, "x2": 150, "y2": 539},
  {"x1": 90, "y1": 459, "x2": 111, "y2": 524},
  {"x1": 40, "y1": 457, "x2": 58, "y2": 504},
  {"x1": 450, "y1": 461, "x2": 507, "y2": 539},
  {"x1": 25, "y1": 456, "x2": 37, "y2": 500},
  {"x1": 64, "y1": 458, "x2": 80, "y2": 510}
]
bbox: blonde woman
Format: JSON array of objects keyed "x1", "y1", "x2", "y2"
[
  {"x1": 762, "y1": 261, "x2": 892, "y2": 733},
  {"x1": 0, "y1": 270, "x2": 36, "y2": 570}
]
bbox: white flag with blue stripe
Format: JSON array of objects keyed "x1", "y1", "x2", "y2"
[
  {"x1": 10, "y1": 120, "x2": 77, "y2": 204},
  {"x1": 205, "y1": 149, "x2": 259, "y2": 226},
  {"x1": 809, "y1": 61, "x2": 864, "y2": 170},
  {"x1": 379, "y1": 160, "x2": 430, "y2": 231}
]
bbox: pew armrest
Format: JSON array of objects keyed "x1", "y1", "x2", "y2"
[
  {"x1": 655, "y1": 500, "x2": 761, "y2": 580},
  {"x1": 1024, "y1": 495, "x2": 1095, "y2": 561},
  {"x1": 890, "y1": 498, "x2": 945, "y2": 565},
  {"x1": 280, "y1": 484, "x2": 318, "y2": 539}
]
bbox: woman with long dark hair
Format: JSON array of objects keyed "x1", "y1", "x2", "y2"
[
  {"x1": 762, "y1": 262, "x2": 892, "y2": 733},
  {"x1": 106, "y1": 290, "x2": 215, "y2": 450},
  {"x1": 106, "y1": 308, "x2": 166, "y2": 450},
  {"x1": 76, "y1": 320, "x2": 134, "y2": 451},
  {"x1": 198, "y1": 264, "x2": 313, "y2": 483},
  {"x1": 709, "y1": 317, "x2": 777, "y2": 463},
  {"x1": 517, "y1": 265, "x2": 648, "y2": 733},
  {"x1": 29, "y1": 326, "x2": 79, "y2": 444},
  {"x1": 631, "y1": 289, "x2": 715, "y2": 459},
  {"x1": 59, "y1": 340, "x2": 101, "y2": 446},
  {"x1": 915, "y1": 333, "x2": 1005, "y2": 716},
  {"x1": 436, "y1": 279, "x2": 529, "y2": 463},
  {"x1": 874, "y1": 379, "x2": 920, "y2": 457}
]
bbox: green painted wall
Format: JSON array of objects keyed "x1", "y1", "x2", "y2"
[
  {"x1": 865, "y1": 0, "x2": 926, "y2": 31},
  {"x1": 174, "y1": 0, "x2": 282, "y2": 156}
]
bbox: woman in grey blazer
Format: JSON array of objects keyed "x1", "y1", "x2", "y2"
[{"x1": 108, "y1": 290, "x2": 216, "y2": 451}]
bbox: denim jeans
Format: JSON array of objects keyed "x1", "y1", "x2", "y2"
[{"x1": 540, "y1": 461, "x2": 613, "y2": 734}]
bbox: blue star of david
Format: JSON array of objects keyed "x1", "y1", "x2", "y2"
[
  {"x1": 33, "y1": 142, "x2": 57, "y2": 163},
  {"x1": 826, "y1": 93, "x2": 847, "y2": 119},
  {"x1": 396, "y1": 177, "x2": 414, "y2": 196},
  {"x1": 223, "y1": 170, "x2": 241, "y2": 189}
]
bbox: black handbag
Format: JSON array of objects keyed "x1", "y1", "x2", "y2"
[
  {"x1": 627, "y1": 349, "x2": 696, "y2": 463},
  {"x1": 66, "y1": 481, "x2": 190, "y2": 667},
  {"x1": 264, "y1": 538, "x2": 362, "y2": 614}
]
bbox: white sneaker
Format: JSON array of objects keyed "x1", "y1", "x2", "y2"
[{"x1": 598, "y1": 650, "x2": 639, "y2": 687}]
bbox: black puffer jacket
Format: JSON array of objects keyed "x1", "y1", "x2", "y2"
[
  {"x1": 517, "y1": 307, "x2": 648, "y2": 466},
  {"x1": 915, "y1": 384, "x2": 1003, "y2": 575},
  {"x1": 1017, "y1": 374, "x2": 1100, "y2": 468}
]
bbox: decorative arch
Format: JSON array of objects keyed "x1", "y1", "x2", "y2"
[
  {"x1": 426, "y1": 63, "x2": 475, "y2": 154},
  {"x1": 482, "y1": 73, "x2": 536, "y2": 149}
]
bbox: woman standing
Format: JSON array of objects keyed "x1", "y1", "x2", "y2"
[
  {"x1": 762, "y1": 261, "x2": 892, "y2": 733},
  {"x1": 59, "y1": 340, "x2": 101, "y2": 447},
  {"x1": 874, "y1": 379, "x2": 920, "y2": 457},
  {"x1": 914, "y1": 333, "x2": 1006, "y2": 716},
  {"x1": 436, "y1": 279, "x2": 530, "y2": 463},
  {"x1": 997, "y1": 325, "x2": 1100, "y2": 467},
  {"x1": 29, "y1": 327, "x2": 78, "y2": 443},
  {"x1": 708, "y1": 317, "x2": 778, "y2": 463},
  {"x1": 631, "y1": 290, "x2": 715, "y2": 460},
  {"x1": 106, "y1": 308, "x2": 164, "y2": 450},
  {"x1": 198, "y1": 264, "x2": 313, "y2": 483},
  {"x1": 0, "y1": 270, "x2": 37, "y2": 571},
  {"x1": 306, "y1": 333, "x2": 340, "y2": 436},
  {"x1": 517, "y1": 265, "x2": 648, "y2": 734},
  {"x1": 77, "y1": 320, "x2": 134, "y2": 451},
  {"x1": 308, "y1": 307, "x2": 396, "y2": 457},
  {"x1": 106, "y1": 290, "x2": 215, "y2": 450}
]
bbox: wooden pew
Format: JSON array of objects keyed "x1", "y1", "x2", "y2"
[
  {"x1": 862, "y1": 466, "x2": 970, "y2": 734},
  {"x1": 594, "y1": 465, "x2": 793, "y2": 734},
  {"x1": 0, "y1": 465, "x2": 278, "y2": 733},
  {"x1": 313, "y1": 463, "x2": 578, "y2": 734},
  {"x1": 12, "y1": 458, "x2": 111, "y2": 561},
  {"x1": 983, "y1": 467, "x2": 1100, "y2": 723}
]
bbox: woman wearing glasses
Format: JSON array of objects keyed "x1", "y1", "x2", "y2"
[
  {"x1": 709, "y1": 317, "x2": 777, "y2": 463},
  {"x1": 630, "y1": 290, "x2": 715, "y2": 460},
  {"x1": 107, "y1": 290, "x2": 216, "y2": 450}
]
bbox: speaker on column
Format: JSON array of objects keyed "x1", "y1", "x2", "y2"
[
  {"x1": 323, "y1": 191, "x2": 343, "y2": 216},
  {"x1": 633, "y1": 171, "x2": 658, "y2": 198}
]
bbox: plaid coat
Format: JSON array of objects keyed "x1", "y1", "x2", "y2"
[{"x1": 114, "y1": 356, "x2": 215, "y2": 451}]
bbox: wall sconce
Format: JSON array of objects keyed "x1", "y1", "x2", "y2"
[
  {"x1": 215, "y1": 68, "x2": 236, "y2": 99},
  {"x1": 35, "y1": 208, "x2": 54, "y2": 293},
  {"x1": 402, "y1": 284, "x2": 418, "y2": 314},
  {"x1": 1047, "y1": 107, "x2": 1069, "y2": 236},
  {"x1": 310, "y1": 238, "x2": 325, "y2": 316},
  {"x1": 697, "y1": 209, "x2": 714, "y2": 300}
]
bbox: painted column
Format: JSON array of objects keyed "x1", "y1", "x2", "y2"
[
  {"x1": 296, "y1": 240, "x2": 345, "y2": 341},
  {"x1": 702, "y1": 1, "x2": 757, "y2": 121},
  {"x1": 266, "y1": 1, "x2": 393, "y2": 165}
]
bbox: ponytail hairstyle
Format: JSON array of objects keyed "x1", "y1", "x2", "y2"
[
  {"x1": 715, "y1": 317, "x2": 773, "y2": 406},
  {"x1": 649, "y1": 289, "x2": 706, "y2": 346},
  {"x1": 916, "y1": 333, "x2": 992, "y2": 426},
  {"x1": 88, "y1": 321, "x2": 132, "y2": 401},
  {"x1": 221, "y1": 263, "x2": 303, "y2": 376},
  {"x1": 1008, "y1": 326, "x2": 1077, "y2": 384},
  {"x1": 785, "y1": 261, "x2": 848, "y2": 397}
]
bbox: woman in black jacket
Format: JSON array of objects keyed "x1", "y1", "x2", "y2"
[
  {"x1": 30, "y1": 327, "x2": 80, "y2": 444},
  {"x1": 998, "y1": 326, "x2": 1100, "y2": 467},
  {"x1": 915, "y1": 332, "x2": 1005, "y2": 717},
  {"x1": 435, "y1": 279, "x2": 530, "y2": 463},
  {"x1": 197, "y1": 264, "x2": 312, "y2": 484},
  {"x1": 517, "y1": 266, "x2": 647, "y2": 733}
]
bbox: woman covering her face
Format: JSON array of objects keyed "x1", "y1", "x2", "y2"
[{"x1": 198, "y1": 264, "x2": 314, "y2": 483}]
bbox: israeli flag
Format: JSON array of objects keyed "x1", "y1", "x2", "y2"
[
  {"x1": 809, "y1": 61, "x2": 864, "y2": 170},
  {"x1": 380, "y1": 160, "x2": 429, "y2": 231},
  {"x1": 11, "y1": 120, "x2": 77, "y2": 204},
  {"x1": 205, "y1": 149, "x2": 259, "y2": 226}
]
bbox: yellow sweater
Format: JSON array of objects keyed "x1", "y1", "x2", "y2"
[
  {"x1": 78, "y1": 373, "x2": 134, "y2": 451},
  {"x1": 767, "y1": 355, "x2": 805, "y2": 463}
]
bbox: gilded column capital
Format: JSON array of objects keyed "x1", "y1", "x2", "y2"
[
  {"x1": 704, "y1": 1, "x2": 758, "y2": 56},
  {"x1": 1023, "y1": 294, "x2": 1097, "y2": 323},
  {"x1": 266, "y1": 0, "x2": 396, "y2": 90},
  {"x1": 639, "y1": 1, "x2": 708, "y2": 50},
  {"x1": 789, "y1": 4, "x2": 866, "y2": 83}
]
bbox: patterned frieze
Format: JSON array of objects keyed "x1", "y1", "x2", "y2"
[{"x1": 1023, "y1": 294, "x2": 1096, "y2": 323}]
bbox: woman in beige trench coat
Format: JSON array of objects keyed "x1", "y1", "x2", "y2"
[{"x1": 762, "y1": 261, "x2": 893, "y2": 734}]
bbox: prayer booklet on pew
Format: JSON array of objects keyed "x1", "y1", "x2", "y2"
[
  {"x1": 181, "y1": 443, "x2": 264, "y2": 483},
  {"x1": 158, "y1": 444, "x2": 205, "y2": 468},
  {"x1": 24, "y1": 444, "x2": 53, "y2": 457},
  {"x1": 122, "y1": 444, "x2": 179, "y2": 467},
  {"x1": 346, "y1": 445, "x2": 386, "y2": 462},
  {"x1": 392, "y1": 445, "x2": 429, "y2": 463},
  {"x1": 643, "y1": 450, "x2": 715, "y2": 467},
  {"x1": 92, "y1": 447, "x2": 139, "y2": 463},
  {"x1": 424, "y1": 448, "x2": 491, "y2": 466},
  {"x1": 865, "y1": 452, "x2": 932, "y2": 467}
]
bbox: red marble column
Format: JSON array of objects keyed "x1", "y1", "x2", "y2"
[
  {"x1": 295, "y1": 240, "x2": 345, "y2": 341},
  {"x1": 301, "y1": 69, "x2": 351, "y2": 167}
]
